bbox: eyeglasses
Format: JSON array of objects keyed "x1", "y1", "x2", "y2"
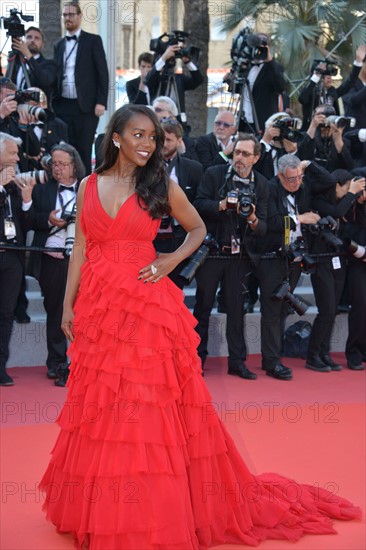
[
  {"x1": 214, "y1": 121, "x2": 234, "y2": 128},
  {"x1": 160, "y1": 117, "x2": 180, "y2": 125},
  {"x1": 51, "y1": 161, "x2": 73, "y2": 167},
  {"x1": 154, "y1": 107, "x2": 170, "y2": 113},
  {"x1": 62, "y1": 12, "x2": 79, "y2": 17},
  {"x1": 233, "y1": 150, "x2": 254, "y2": 158},
  {"x1": 282, "y1": 174, "x2": 303, "y2": 183}
]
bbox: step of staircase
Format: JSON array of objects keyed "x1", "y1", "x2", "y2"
[{"x1": 8, "y1": 275, "x2": 348, "y2": 368}]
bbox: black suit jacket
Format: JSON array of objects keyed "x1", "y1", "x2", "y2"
[
  {"x1": 53, "y1": 31, "x2": 109, "y2": 113},
  {"x1": 194, "y1": 165, "x2": 268, "y2": 265},
  {"x1": 169, "y1": 155, "x2": 203, "y2": 203},
  {"x1": 126, "y1": 76, "x2": 141, "y2": 103},
  {"x1": 195, "y1": 133, "x2": 229, "y2": 172},
  {"x1": 0, "y1": 184, "x2": 32, "y2": 248},
  {"x1": 343, "y1": 78, "x2": 366, "y2": 129},
  {"x1": 10, "y1": 54, "x2": 57, "y2": 105},
  {"x1": 143, "y1": 65, "x2": 204, "y2": 112},
  {"x1": 258, "y1": 162, "x2": 336, "y2": 254},
  {"x1": 249, "y1": 61, "x2": 286, "y2": 132}
]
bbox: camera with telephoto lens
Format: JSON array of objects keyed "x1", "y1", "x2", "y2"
[
  {"x1": 149, "y1": 30, "x2": 200, "y2": 64},
  {"x1": 1, "y1": 8, "x2": 34, "y2": 38},
  {"x1": 273, "y1": 118, "x2": 303, "y2": 143},
  {"x1": 14, "y1": 89, "x2": 47, "y2": 123},
  {"x1": 226, "y1": 187, "x2": 256, "y2": 218},
  {"x1": 17, "y1": 154, "x2": 52, "y2": 186},
  {"x1": 179, "y1": 233, "x2": 219, "y2": 285},
  {"x1": 271, "y1": 280, "x2": 310, "y2": 316},
  {"x1": 318, "y1": 107, "x2": 356, "y2": 129},
  {"x1": 311, "y1": 59, "x2": 339, "y2": 77},
  {"x1": 287, "y1": 238, "x2": 317, "y2": 274},
  {"x1": 308, "y1": 215, "x2": 343, "y2": 251},
  {"x1": 61, "y1": 203, "x2": 77, "y2": 257}
]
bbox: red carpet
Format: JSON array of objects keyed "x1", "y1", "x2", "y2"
[{"x1": 1, "y1": 354, "x2": 365, "y2": 550}]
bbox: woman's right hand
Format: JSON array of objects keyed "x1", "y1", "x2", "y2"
[{"x1": 62, "y1": 305, "x2": 75, "y2": 342}]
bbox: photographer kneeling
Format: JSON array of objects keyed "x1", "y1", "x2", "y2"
[
  {"x1": 193, "y1": 133, "x2": 268, "y2": 379},
  {"x1": 27, "y1": 143, "x2": 85, "y2": 382},
  {"x1": 256, "y1": 155, "x2": 336, "y2": 380}
]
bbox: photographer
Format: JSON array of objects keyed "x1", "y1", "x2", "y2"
[
  {"x1": 298, "y1": 104, "x2": 354, "y2": 171},
  {"x1": 305, "y1": 169, "x2": 366, "y2": 372},
  {"x1": 0, "y1": 78, "x2": 42, "y2": 170},
  {"x1": 193, "y1": 133, "x2": 268, "y2": 379},
  {"x1": 27, "y1": 143, "x2": 85, "y2": 381},
  {"x1": 143, "y1": 33, "x2": 204, "y2": 117},
  {"x1": 10, "y1": 26, "x2": 57, "y2": 106},
  {"x1": 126, "y1": 52, "x2": 153, "y2": 104},
  {"x1": 342, "y1": 180, "x2": 366, "y2": 371},
  {"x1": 299, "y1": 46, "x2": 366, "y2": 131},
  {"x1": 256, "y1": 155, "x2": 336, "y2": 380},
  {"x1": 256, "y1": 112, "x2": 302, "y2": 180},
  {"x1": 195, "y1": 110, "x2": 237, "y2": 172},
  {"x1": 0, "y1": 133, "x2": 33, "y2": 386},
  {"x1": 225, "y1": 31, "x2": 286, "y2": 134}
]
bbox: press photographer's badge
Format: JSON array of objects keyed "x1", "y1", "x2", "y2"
[
  {"x1": 4, "y1": 218, "x2": 16, "y2": 239},
  {"x1": 332, "y1": 256, "x2": 341, "y2": 270},
  {"x1": 231, "y1": 235, "x2": 240, "y2": 254}
]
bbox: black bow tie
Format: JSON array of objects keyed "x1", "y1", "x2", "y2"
[
  {"x1": 66, "y1": 35, "x2": 77, "y2": 41},
  {"x1": 59, "y1": 184, "x2": 76, "y2": 192}
]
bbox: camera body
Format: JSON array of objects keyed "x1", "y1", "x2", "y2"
[
  {"x1": 272, "y1": 118, "x2": 302, "y2": 143},
  {"x1": 311, "y1": 59, "x2": 338, "y2": 76},
  {"x1": 287, "y1": 238, "x2": 317, "y2": 274},
  {"x1": 14, "y1": 89, "x2": 47, "y2": 123},
  {"x1": 229, "y1": 28, "x2": 268, "y2": 89},
  {"x1": 149, "y1": 30, "x2": 200, "y2": 64},
  {"x1": 179, "y1": 233, "x2": 219, "y2": 284},
  {"x1": 1, "y1": 8, "x2": 34, "y2": 38},
  {"x1": 226, "y1": 188, "x2": 256, "y2": 218},
  {"x1": 61, "y1": 203, "x2": 77, "y2": 257},
  {"x1": 308, "y1": 216, "x2": 343, "y2": 251}
]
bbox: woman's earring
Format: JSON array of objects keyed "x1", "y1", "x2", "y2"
[{"x1": 113, "y1": 139, "x2": 120, "y2": 149}]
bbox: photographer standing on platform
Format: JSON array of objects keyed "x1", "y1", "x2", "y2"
[
  {"x1": 256, "y1": 155, "x2": 336, "y2": 380},
  {"x1": 193, "y1": 133, "x2": 268, "y2": 379},
  {"x1": 143, "y1": 31, "x2": 204, "y2": 123},
  {"x1": 27, "y1": 143, "x2": 85, "y2": 381},
  {"x1": 299, "y1": 46, "x2": 366, "y2": 131}
]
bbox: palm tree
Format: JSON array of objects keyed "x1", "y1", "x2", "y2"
[
  {"x1": 222, "y1": 0, "x2": 366, "y2": 87},
  {"x1": 183, "y1": 0, "x2": 209, "y2": 136}
]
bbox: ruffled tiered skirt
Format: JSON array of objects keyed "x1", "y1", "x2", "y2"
[{"x1": 40, "y1": 251, "x2": 361, "y2": 549}]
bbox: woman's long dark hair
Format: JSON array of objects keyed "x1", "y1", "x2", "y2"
[{"x1": 96, "y1": 104, "x2": 170, "y2": 219}]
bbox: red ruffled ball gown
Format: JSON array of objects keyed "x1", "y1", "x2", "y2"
[{"x1": 40, "y1": 173, "x2": 361, "y2": 549}]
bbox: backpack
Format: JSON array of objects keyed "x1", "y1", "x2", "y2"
[{"x1": 282, "y1": 321, "x2": 312, "y2": 358}]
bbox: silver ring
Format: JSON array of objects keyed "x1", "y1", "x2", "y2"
[{"x1": 151, "y1": 265, "x2": 157, "y2": 275}]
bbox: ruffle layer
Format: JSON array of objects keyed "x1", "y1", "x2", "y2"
[{"x1": 40, "y1": 248, "x2": 361, "y2": 549}]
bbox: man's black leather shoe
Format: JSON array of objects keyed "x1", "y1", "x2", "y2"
[
  {"x1": 305, "y1": 356, "x2": 331, "y2": 372},
  {"x1": 347, "y1": 361, "x2": 364, "y2": 371},
  {"x1": 14, "y1": 313, "x2": 31, "y2": 324},
  {"x1": 266, "y1": 364, "x2": 292, "y2": 380},
  {"x1": 0, "y1": 372, "x2": 14, "y2": 386},
  {"x1": 47, "y1": 368, "x2": 58, "y2": 379},
  {"x1": 320, "y1": 354, "x2": 342, "y2": 371},
  {"x1": 228, "y1": 363, "x2": 257, "y2": 380}
]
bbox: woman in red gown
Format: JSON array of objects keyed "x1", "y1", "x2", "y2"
[{"x1": 40, "y1": 105, "x2": 361, "y2": 549}]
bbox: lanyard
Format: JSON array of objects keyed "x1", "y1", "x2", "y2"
[{"x1": 64, "y1": 40, "x2": 78, "y2": 75}]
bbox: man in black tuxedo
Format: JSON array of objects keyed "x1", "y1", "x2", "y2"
[
  {"x1": 9, "y1": 27, "x2": 58, "y2": 106},
  {"x1": 154, "y1": 119, "x2": 203, "y2": 288},
  {"x1": 53, "y1": 1, "x2": 109, "y2": 174},
  {"x1": 299, "y1": 45, "x2": 366, "y2": 131},
  {"x1": 195, "y1": 110, "x2": 237, "y2": 172},
  {"x1": 142, "y1": 44, "x2": 204, "y2": 116},
  {"x1": 233, "y1": 34, "x2": 286, "y2": 134},
  {"x1": 194, "y1": 134, "x2": 269, "y2": 379},
  {"x1": 0, "y1": 133, "x2": 33, "y2": 386},
  {"x1": 28, "y1": 143, "x2": 85, "y2": 380},
  {"x1": 126, "y1": 52, "x2": 153, "y2": 104},
  {"x1": 255, "y1": 155, "x2": 336, "y2": 380}
]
